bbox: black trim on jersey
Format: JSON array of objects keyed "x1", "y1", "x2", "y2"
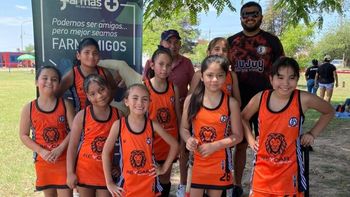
[
  {"x1": 71, "y1": 67, "x2": 80, "y2": 111},
  {"x1": 147, "y1": 78, "x2": 169, "y2": 94},
  {"x1": 191, "y1": 183, "x2": 233, "y2": 190},
  {"x1": 77, "y1": 183, "x2": 107, "y2": 190},
  {"x1": 35, "y1": 98, "x2": 59, "y2": 113},
  {"x1": 266, "y1": 90, "x2": 295, "y2": 114},
  {"x1": 29, "y1": 101, "x2": 33, "y2": 125},
  {"x1": 36, "y1": 184, "x2": 69, "y2": 191},
  {"x1": 202, "y1": 92, "x2": 224, "y2": 110},
  {"x1": 126, "y1": 115, "x2": 147, "y2": 135},
  {"x1": 297, "y1": 90, "x2": 305, "y2": 124},
  {"x1": 90, "y1": 105, "x2": 113, "y2": 123}
]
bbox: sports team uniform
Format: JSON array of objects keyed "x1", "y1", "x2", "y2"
[
  {"x1": 116, "y1": 117, "x2": 162, "y2": 196},
  {"x1": 30, "y1": 98, "x2": 69, "y2": 191},
  {"x1": 71, "y1": 66, "x2": 107, "y2": 111},
  {"x1": 222, "y1": 72, "x2": 234, "y2": 96},
  {"x1": 250, "y1": 90, "x2": 306, "y2": 197},
  {"x1": 228, "y1": 30, "x2": 284, "y2": 109},
  {"x1": 144, "y1": 79, "x2": 178, "y2": 163},
  {"x1": 76, "y1": 105, "x2": 119, "y2": 189},
  {"x1": 191, "y1": 93, "x2": 233, "y2": 189}
]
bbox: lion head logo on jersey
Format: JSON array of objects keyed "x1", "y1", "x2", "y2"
[
  {"x1": 130, "y1": 150, "x2": 146, "y2": 169},
  {"x1": 43, "y1": 127, "x2": 59, "y2": 143},
  {"x1": 91, "y1": 136, "x2": 107, "y2": 155},
  {"x1": 199, "y1": 126, "x2": 217, "y2": 143},
  {"x1": 156, "y1": 108, "x2": 170, "y2": 124},
  {"x1": 265, "y1": 133, "x2": 287, "y2": 156}
]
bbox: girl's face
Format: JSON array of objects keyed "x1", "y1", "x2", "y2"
[
  {"x1": 36, "y1": 68, "x2": 59, "y2": 95},
  {"x1": 270, "y1": 66, "x2": 299, "y2": 97},
  {"x1": 86, "y1": 82, "x2": 110, "y2": 107},
  {"x1": 125, "y1": 87, "x2": 150, "y2": 115},
  {"x1": 208, "y1": 40, "x2": 228, "y2": 58},
  {"x1": 151, "y1": 53, "x2": 172, "y2": 79},
  {"x1": 76, "y1": 45, "x2": 100, "y2": 68},
  {"x1": 201, "y1": 62, "x2": 226, "y2": 92}
]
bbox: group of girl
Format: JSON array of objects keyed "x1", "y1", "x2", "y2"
[{"x1": 19, "y1": 36, "x2": 334, "y2": 197}]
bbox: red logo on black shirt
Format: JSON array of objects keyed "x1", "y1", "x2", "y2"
[
  {"x1": 43, "y1": 127, "x2": 59, "y2": 143},
  {"x1": 199, "y1": 126, "x2": 217, "y2": 143},
  {"x1": 130, "y1": 150, "x2": 146, "y2": 169},
  {"x1": 156, "y1": 108, "x2": 170, "y2": 124},
  {"x1": 265, "y1": 133, "x2": 287, "y2": 156},
  {"x1": 91, "y1": 136, "x2": 107, "y2": 155}
]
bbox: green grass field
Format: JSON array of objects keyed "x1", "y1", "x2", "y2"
[{"x1": 0, "y1": 70, "x2": 349, "y2": 196}]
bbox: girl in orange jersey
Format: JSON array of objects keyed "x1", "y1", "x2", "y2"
[
  {"x1": 67, "y1": 74, "x2": 121, "y2": 197},
  {"x1": 181, "y1": 55, "x2": 243, "y2": 197},
  {"x1": 56, "y1": 37, "x2": 120, "y2": 112},
  {"x1": 242, "y1": 57, "x2": 334, "y2": 197},
  {"x1": 102, "y1": 84, "x2": 179, "y2": 197},
  {"x1": 144, "y1": 46, "x2": 181, "y2": 196},
  {"x1": 19, "y1": 65, "x2": 74, "y2": 197},
  {"x1": 189, "y1": 37, "x2": 241, "y2": 105}
]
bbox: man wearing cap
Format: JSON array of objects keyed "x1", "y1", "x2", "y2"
[
  {"x1": 143, "y1": 29, "x2": 194, "y2": 106},
  {"x1": 315, "y1": 55, "x2": 338, "y2": 102},
  {"x1": 227, "y1": 2, "x2": 284, "y2": 196},
  {"x1": 142, "y1": 29, "x2": 194, "y2": 197}
]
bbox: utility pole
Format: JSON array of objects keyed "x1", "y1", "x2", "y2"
[{"x1": 20, "y1": 20, "x2": 32, "y2": 52}]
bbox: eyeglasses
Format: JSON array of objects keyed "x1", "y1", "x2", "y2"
[{"x1": 241, "y1": 11, "x2": 260, "y2": 19}]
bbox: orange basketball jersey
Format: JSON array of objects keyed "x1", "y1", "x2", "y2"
[
  {"x1": 30, "y1": 98, "x2": 69, "y2": 190},
  {"x1": 116, "y1": 117, "x2": 161, "y2": 197},
  {"x1": 191, "y1": 93, "x2": 233, "y2": 189},
  {"x1": 144, "y1": 79, "x2": 178, "y2": 162},
  {"x1": 76, "y1": 105, "x2": 119, "y2": 189},
  {"x1": 221, "y1": 72, "x2": 233, "y2": 96},
  {"x1": 252, "y1": 90, "x2": 306, "y2": 196},
  {"x1": 72, "y1": 66, "x2": 106, "y2": 111}
]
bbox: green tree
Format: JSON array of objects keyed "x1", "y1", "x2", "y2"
[
  {"x1": 23, "y1": 44, "x2": 35, "y2": 53},
  {"x1": 280, "y1": 24, "x2": 315, "y2": 67},
  {"x1": 311, "y1": 20, "x2": 350, "y2": 67},
  {"x1": 185, "y1": 39, "x2": 208, "y2": 65},
  {"x1": 143, "y1": 11, "x2": 199, "y2": 56},
  {"x1": 144, "y1": 0, "x2": 343, "y2": 27}
]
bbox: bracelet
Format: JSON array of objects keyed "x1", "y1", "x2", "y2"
[{"x1": 307, "y1": 132, "x2": 315, "y2": 139}]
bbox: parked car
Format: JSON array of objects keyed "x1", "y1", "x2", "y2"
[{"x1": 331, "y1": 59, "x2": 344, "y2": 67}]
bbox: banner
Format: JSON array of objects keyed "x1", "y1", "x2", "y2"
[{"x1": 32, "y1": 0, "x2": 143, "y2": 75}]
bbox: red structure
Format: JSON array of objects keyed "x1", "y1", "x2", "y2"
[{"x1": 0, "y1": 52, "x2": 34, "y2": 68}]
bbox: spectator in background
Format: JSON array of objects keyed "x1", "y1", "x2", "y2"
[
  {"x1": 305, "y1": 59, "x2": 319, "y2": 94},
  {"x1": 315, "y1": 55, "x2": 338, "y2": 102}
]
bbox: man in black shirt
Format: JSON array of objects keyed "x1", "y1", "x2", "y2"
[
  {"x1": 315, "y1": 55, "x2": 338, "y2": 102},
  {"x1": 305, "y1": 59, "x2": 319, "y2": 94}
]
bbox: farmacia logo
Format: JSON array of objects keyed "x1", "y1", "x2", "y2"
[{"x1": 60, "y1": 0, "x2": 119, "y2": 12}]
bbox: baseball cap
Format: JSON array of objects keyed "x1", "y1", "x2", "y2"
[
  {"x1": 324, "y1": 55, "x2": 331, "y2": 61},
  {"x1": 161, "y1": 29, "x2": 181, "y2": 41}
]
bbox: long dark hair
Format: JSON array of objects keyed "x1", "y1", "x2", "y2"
[
  {"x1": 187, "y1": 55, "x2": 229, "y2": 124},
  {"x1": 73, "y1": 37, "x2": 100, "y2": 66},
  {"x1": 147, "y1": 45, "x2": 172, "y2": 78}
]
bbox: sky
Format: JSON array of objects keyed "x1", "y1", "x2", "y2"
[{"x1": 0, "y1": 0, "x2": 347, "y2": 52}]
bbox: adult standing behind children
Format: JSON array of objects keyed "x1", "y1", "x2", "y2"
[
  {"x1": 305, "y1": 59, "x2": 319, "y2": 94},
  {"x1": 315, "y1": 55, "x2": 338, "y2": 103},
  {"x1": 227, "y1": 1, "x2": 284, "y2": 196},
  {"x1": 142, "y1": 29, "x2": 194, "y2": 196}
]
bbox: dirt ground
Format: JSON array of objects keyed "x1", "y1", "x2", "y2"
[{"x1": 168, "y1": 121, "x2": 350, "y2": 197}]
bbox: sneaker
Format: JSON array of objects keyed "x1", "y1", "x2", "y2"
[
  {"x1": 176, "y1": 184, "x2": 186, "y2": 197},
  {"x1": 231, "y1": 185, "x2": 243, "y2": 197}
]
